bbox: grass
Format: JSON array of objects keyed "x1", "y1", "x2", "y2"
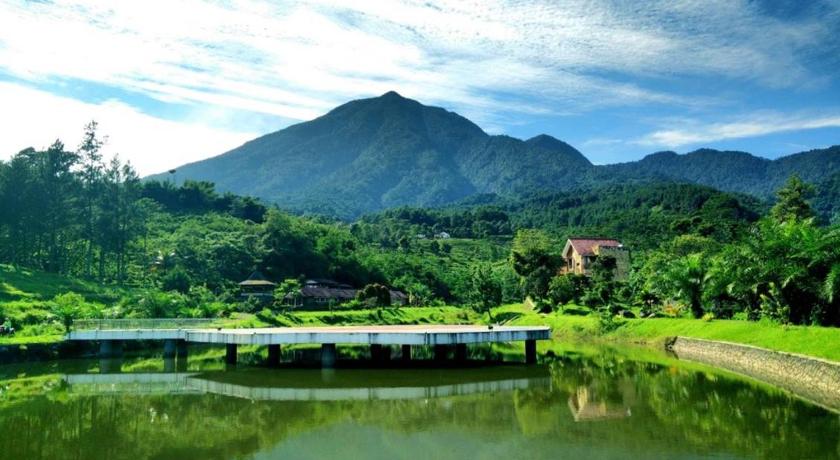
[
  {"x1": 495, "y1": 303, "x2": 840, "y2": 362},
  {"x1": 0, "y1": 334, "x2": 64, "y2": 345},
  {"x1": 0, "y1": 264, "x2": 127, "y2": 303}
]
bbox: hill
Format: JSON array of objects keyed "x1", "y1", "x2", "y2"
[{"x1": 151, "y1": 92, "x2": 839, "y2": 218}]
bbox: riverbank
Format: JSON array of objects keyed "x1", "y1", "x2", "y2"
[
  {"x1": 498, "y1": 304, "x2": 840, "y2": 363},
  {"x1": 3, "y1": 303, "x2": 839, "y2": 363}
]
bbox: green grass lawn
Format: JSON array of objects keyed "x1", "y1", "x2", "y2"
[{"x1": 494, "y1": 303, "x2": 840, "y2": 362}]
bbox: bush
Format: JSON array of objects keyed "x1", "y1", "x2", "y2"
[
  {"x1": 161, "y1": 267, "x2": 191, "y2": 294},
  {"x1": 356, "y1": 284, "x2": 391, "y2": 307}
]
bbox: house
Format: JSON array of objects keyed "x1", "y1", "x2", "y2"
[
  {"x1": 284, "y1": 279, "x2": 408, "y2": 309},
  {"x1": 561, "y1": 238, "x2": 630, "y2": 281},
  {"x1": 239, "y1": 271, "x2": 276, "y2": 300},
  {"x1": 434, "y1": 231, "x2": 451, "y2": 239}
]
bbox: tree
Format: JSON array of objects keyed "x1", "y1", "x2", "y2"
[
  {"x1": 52, "y1": 292, "x2": 85, "y2": 332},
  {"x1": 510, "y1": 229, "x2": 558, "y2": 300},
  {"x1": 581, "y1": 256, "x2": 618, "y2": 310},
  {"x1": 356, "y1": 283, "x2": 391, "y2": 307},
  {"x1": 664, "y1": 253, "x2": 708, "y2": 318},
  {"x1": 77, "y1": 121, "x2": 105, "y2": 278},
  {"x1": 771, "y1": 175, "x2": 815, "y2": 223},
  {"x1": 469, "y1": 264, "x2": 502, "y2": 322},
  {"x1": 274, "y1": 278, "x2": 302, "y2": 307},
  {"x1": 162, "y1": 267, "x2": 191, "y2": 294}
]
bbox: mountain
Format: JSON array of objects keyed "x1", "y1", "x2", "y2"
[
  {"x1": 601, "y1": 146, "x2": 840, "y2": 197},
  {"x1": 151, "y1": 91, "x2": 840, "y2": 218}
]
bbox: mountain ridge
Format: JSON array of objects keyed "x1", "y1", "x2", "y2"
[{"x1": 149, "y1": 91, "x2": 840, "y2": 218}]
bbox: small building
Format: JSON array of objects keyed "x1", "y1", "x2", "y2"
[
  {"x1": 434, "y1": 231, "x2": 451, "y2": 239},
  {"x1": 285, "y1": 279, "x2": 408, "y2": 309},
  {"x1": 239, "y1": 271, "x2": 276, "y2": 300},
  {"x1": 561, "y1": 238, "x2": 630, "y2": 281}
]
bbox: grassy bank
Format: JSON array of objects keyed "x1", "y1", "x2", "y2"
[
  {"x1": 496, "y1": 304, "x2": 840, "y2": 362},
  {"x1": 3, "y1": 300, "x2": 839, "y2": 364}
]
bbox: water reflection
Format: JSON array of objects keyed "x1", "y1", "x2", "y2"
[{"x1": 1, "y1": 351, "x2": 838, "y2": 460}]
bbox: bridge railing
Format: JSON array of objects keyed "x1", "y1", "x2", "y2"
[{"x1": 72, "y1": 318, "x2": 227, "y2": 331}]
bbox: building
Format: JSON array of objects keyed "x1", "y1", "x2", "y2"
[
  {"x1": 561, "y1": 238, "x2": 630, "y2": 281},
  {"x1": 238, "y1": 271, "x2": 276, "y2": 300},
  {"x1": 284, "y1": 279, "x2": 408, "y2": 309}
]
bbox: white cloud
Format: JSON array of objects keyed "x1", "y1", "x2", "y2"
[
  {"x1": 0, "y1": 0, "x2": 837, "y2": 171},
  {"x1": 2, "y1": 1, "x2": 833, "y2": 126},
  {"x1": 0, "y1": 82, "x2": 257, "y2": 175},
  {"x1": 637, "y1": 111, "x2": 840, "y2": 148}
]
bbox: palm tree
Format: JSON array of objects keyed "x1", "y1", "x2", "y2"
[{"x1": 664, "y1": 253, "x2": 708, "y2": 318}]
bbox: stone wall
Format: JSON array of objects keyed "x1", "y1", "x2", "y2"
[{"x1": 669, "y1": 337, "x2": 840, "y2": 412}]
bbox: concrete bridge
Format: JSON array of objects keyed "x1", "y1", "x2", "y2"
[
  {"x1": 67, "y1": 324, "x2": 551, "y2": 367},
  {"x1": 62, "y1": 370, "x2": 551, "y2": 401}
]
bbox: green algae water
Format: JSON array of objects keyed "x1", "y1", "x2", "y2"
[{"x1": 1, "y1": 349, "x2": 838, "y2": 459}]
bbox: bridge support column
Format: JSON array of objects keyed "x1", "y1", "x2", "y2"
[
  {"x1": 164, "y1": 358, "x2": 176, "y2": 373},
  {"x1": 434, "y1": 344, "x2": 448, "y2": 362},
  {"x1": 321, "y1": 343, "x2": 336, "y2": 368},
  {"x1": 401, "y1": 344, "x2": 412, "y2": 362},
  {"x1": 525, "y1": 339, "x2": 537, "y2": 364},
  {"x1": 163, "y1": 339, "x2": 177, "y2": 358},
  {"x1": 99, "y1": 340, "x2": 122, "y2": 358},
  {"x1": 99, "y1": 358, "x2": 122, "y2": 373},
  {"x1": 455, "y1": 343, "x2": 468, "y2": 363},
  {"x1": 225, "y1": 344, "x2": 238, "y2": 365},
  {"x1": 267, "y1": 344, "x2": 281, "y2": 367},
  {"x1": 370, "y1": 344, "x2": 383, "y2": 362},
  {"x1": 177, "y1": 340, "x2": 189, "y2": 359}
]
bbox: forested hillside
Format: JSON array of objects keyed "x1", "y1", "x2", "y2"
[
  {"x1": 1, "y1": 124, "x2": 839, "y2": 342},
  {"x1": 357, "y1": 182, "x2": 763, "y2": 250},
  {"x1": 149, "y1": 92, "x2": 840, "y2": 219}
]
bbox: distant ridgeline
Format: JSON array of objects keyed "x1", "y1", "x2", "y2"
[{"x1": 147, "y1": 91, "x2": 840, "y2": 220}]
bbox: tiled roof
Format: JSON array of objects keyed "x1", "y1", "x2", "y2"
[{"x1": 567, "y1": 238, "x2": 622, "y2": 256}]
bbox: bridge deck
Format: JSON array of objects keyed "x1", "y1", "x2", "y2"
[{"x1": 67, "y1": 324, "x2": 550, "y2": 345}]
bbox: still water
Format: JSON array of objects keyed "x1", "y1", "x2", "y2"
[{"x1": 1, "y1": 348, "x2": 838, "y2": 460}]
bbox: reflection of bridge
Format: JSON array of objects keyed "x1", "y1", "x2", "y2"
[
  {"x1": 67, "y1": 324, "x2": 551, "y2": 367},
  {"x1": 63, "y1": 372, "x2": 552, "y2": 401}
]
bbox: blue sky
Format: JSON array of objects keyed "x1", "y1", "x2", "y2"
[{"x1": 1, "y1": 0, "x2": 839, "y2": 174}]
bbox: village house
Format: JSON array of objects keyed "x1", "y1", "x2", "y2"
[
  {"x1": 561, "y1": 237, "x2": 630, "y2": 281},
  {"x1": 238, "y1": 271, "x2": 277, "y2": 300},
  {"x1": 285, "y1": 279, "x2": 408, "y2": 308}
]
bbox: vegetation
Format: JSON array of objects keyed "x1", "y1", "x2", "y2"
[{"x1": 1, "y1": 123, "x2": 839, "y2": 362}]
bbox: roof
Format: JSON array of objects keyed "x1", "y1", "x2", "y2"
[
  {"x1": 239, "y1": 271, "x2": 276, "y2": 287},
  {"x1": 288, "y1": 286, "x2": 408, "y2": 302},
  {"x1": 564, "y1": 238, "x2": 622, "y2": 257}
]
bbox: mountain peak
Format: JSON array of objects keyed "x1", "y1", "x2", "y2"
[
  {"x1": 525, "y1": 134, "x2": 591, "y2": 166},
  {"x1": 380, "y1": 90, "x2": 405, "y2": 99}
]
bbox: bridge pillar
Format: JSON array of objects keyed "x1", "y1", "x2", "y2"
[
  {"x1": 455, "y1": 343, "x2": 468, "y2": 363},
  {"x1": 525, "y1": 339, "x2": 537, "y2": 364},
  {"x1": 164, "y1": 357, "x2": 176, "y2": 373},
  {"x1": 177, "y1": 340, "x2": 189, "y2": 359},
  {"x1": 267, "y1": 344, "x2": 281, "y2": 367},
  {"x1": 434, "y1": 344, "x2": 448, "y2": 362},
  {"x1": 370, "y1": 344, "x2": 383, "y2": 362},
  {"x1": 401, "y1": 344, "x2": 412, "y2": 362},
  {"x1": 99, "y1": 358, "x2": 122, "y2": 373},
  {"x1": 99, "y1": 340, "x2": 122, "y2": 358},
  {"x1": 321, "y1": 343, "x2": 336, "y2": 368},
  {"x1": 163, "y1": 339, "x2": 177, "y2": 358},
  {"x1": 225, "y1": 344, "x2": 238, "y2": 365}
]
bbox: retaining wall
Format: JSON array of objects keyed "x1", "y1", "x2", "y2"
[{"x1": 668, "y1": 336, "x2": 840, "y2": 412}]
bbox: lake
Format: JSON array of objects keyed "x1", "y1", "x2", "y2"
[{"x1": 1, "y1": 346, "x2": 838, "y2": 459}]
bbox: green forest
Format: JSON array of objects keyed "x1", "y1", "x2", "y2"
[{"x1": 1, "y1": 124, "x2": 839, "y2": 342}]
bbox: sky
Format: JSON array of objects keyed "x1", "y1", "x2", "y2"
[{"x1": 1, "y1": 0, "x2": 839, "y2": 175}]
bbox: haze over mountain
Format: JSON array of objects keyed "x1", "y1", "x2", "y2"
[{"x1": 152, "y1": 92, "x2": 840, "y2": 218}]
